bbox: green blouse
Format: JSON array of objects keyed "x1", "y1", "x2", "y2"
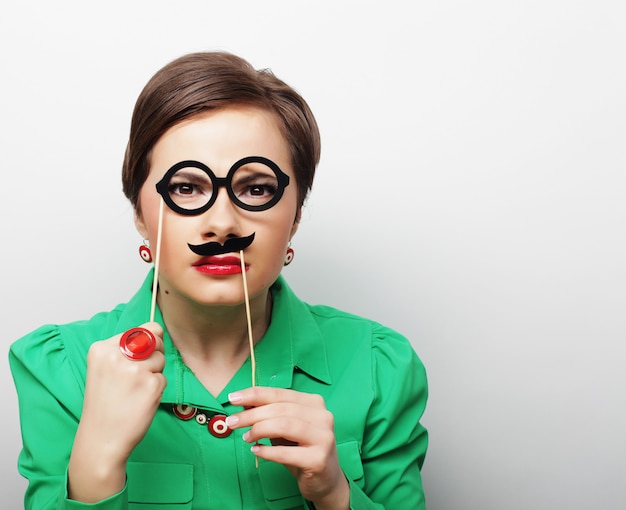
[{"x1": 10, "y1": 272, "x2": 428, "y2": 509}]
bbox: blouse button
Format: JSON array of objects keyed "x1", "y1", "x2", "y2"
[
  {"x1": 172, "y1": 404, "x2": 197, "y2": 421},
  {"x1": 195, "y1": 413, "x2": 208, "y2": 425},
  {"x1": 208, "y1": 415, "x2": 233, "y2": 438}
]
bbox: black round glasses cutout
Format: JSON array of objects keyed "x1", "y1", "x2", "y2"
[{"x1": 155, "y1": 156, "x2": 290, "y2": 215}]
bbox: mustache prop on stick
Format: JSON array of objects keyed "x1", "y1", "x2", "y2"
[{"x1": 188, "y1": 233, "x2": 255, "y2": 256}]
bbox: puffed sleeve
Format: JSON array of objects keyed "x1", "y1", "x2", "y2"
[
  {"x1": 349, "y1": 326, "x2": 428, "y2": 509},
  {"x1": 9, "y1": 325, "x2": 129, "y2": 509}
]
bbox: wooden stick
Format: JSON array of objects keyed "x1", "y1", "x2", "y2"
[
  {"x1": 240, "y1": 250, "x2": 256, "y2": 387},
  {"x1": 240, "y1": 249, "x2": 259, "y2": 468},
  {"x1": 150, "y1": 199, "x2": 165, "y2": 322}
]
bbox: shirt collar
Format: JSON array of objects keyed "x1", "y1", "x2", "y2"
[
  {"x1": 115, "y1": 271, "x2": 331, "y2": 407},
  {"x1": 262, "y1": 275, "x2": 331, "y2": 387}
]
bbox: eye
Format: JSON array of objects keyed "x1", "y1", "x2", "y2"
[
  {"x1": 246, "y1": 181, "x2": 278, "y2": 197},
  {"x1": 167, "y1": 169, "x2": 213, "y2": 201},
  {"x1": 232, "y1": 172, "x2": 279, "y2": 204},
  {"x1": 169, "y1": 182, "x2": 197, "y2": 196}
]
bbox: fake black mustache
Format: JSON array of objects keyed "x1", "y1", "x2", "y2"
[{"x1": 187, "y1": 233, "x2": 255, "y2": 256}]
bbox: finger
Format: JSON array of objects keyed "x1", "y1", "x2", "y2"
[
  {"x1": 270, "y1": 437, "x2": 298, "y2": 447},
  {"x1": 113, "y1": 329, "x2": 165, "y2": 373},
  {"x1": 124, "y1": 370, "x2": 168, "y2": 403},
  {"x1": 249, "y1": 442, "x2": 333, "y2": 473},
  {"x1": 136, "y1": 323, "x2": 165, "y2": 372},
  {"x1": 135, "y1": 350, "x2": 166, "y2": 374},
  {"x1": 228, "y1": 387, "x2": 326, "y2": 409},
  {"x1": 250, "y1": 442, "x2": 310, "y2": 468},
  {"x1": 117, "y1": 323, "x2": 165, "y2": 362},
  {"x1": 120, "y1": 323, "x2": 165, "y2": 355},
  {"x1": 148, "y1": 372, "x2": 168, "y2": 400},
  {"x1": 137, "y1": 322, "x2": 165, "y2": 354},
  {"x1": 243, "y1": 414, "x2": 335, "y2": 447},
  {"x1": 227, "y1": 402, "x2": 328, "y2": 430}
]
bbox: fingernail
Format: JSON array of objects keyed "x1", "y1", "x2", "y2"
[
  {"x1": 251, "y1": 444, "x2": 260, "y2": 453},
  {"x1": 242, "y1": 431, "x2": 250, "y2": 442},
  {"x1": 225, "y1": 415, "x2": 239, "y2": 427},
  {"x1": 228, "y1": 392, "x2": 243, "y2": 403}
]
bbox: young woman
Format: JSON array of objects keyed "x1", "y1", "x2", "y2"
[{"x1": 10, "y1": 51, "x2": 428, "y2": 509}]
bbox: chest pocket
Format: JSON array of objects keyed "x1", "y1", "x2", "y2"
[
  {"x1": 257, "y1": 441, "x2": 364, "y2": 509},
  {"x1": 127, "y1": 462, "x2": 193, "y2": 509},
  {"x1": 337, "y1": 440, "x2": 364, "y2": 488},
  {"x1": 258, "y1": 461, "x2": 304, "y2": 509}
]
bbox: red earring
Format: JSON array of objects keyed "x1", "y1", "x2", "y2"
[
  {"x1": 139, "y1": 242, "x2": 152, "y2": 263},
  {"x1": 284, "y1": 246, "x2": 294, "y2": 266}
]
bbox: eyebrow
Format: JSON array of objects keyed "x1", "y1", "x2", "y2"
[{"x1": 169, "y1": 170, "x2": 212, "y2": 182}]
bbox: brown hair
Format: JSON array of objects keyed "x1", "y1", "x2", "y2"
[{"x1": 122, "y1": 51, "x2": 321, "y2": 211}]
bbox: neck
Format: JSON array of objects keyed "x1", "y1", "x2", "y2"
[{"x1": 156, "y1": 284, "x2": 272, "y2": 396}]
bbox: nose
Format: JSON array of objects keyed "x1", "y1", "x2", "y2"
[{"x1": 200, "y1": 187, "x2": 242, "y2": 241}]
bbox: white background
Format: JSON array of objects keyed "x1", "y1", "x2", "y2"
[{"x1": 1, "y1": 1, "x2": 624, "y2": 508}]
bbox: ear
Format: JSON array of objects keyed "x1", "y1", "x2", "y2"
[
  {"x1": 289, "y1": 208, "x2": 301, "y2": 240},
  {"x1": 134, "y1": 207, "x2": 149, "y2": 239}
]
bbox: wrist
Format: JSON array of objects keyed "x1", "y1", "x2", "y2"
[
  {"x1": 308, "y1": 474, "x2": 350, "y2": 510},
  {"x1": 68, "y1": 423, "x2": 128, "y2": 502}
]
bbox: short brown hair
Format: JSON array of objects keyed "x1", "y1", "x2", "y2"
[{"x1": 122, "y1": 52, "x2": 321, "y2": 210}]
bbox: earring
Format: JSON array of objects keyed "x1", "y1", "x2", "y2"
[
  {"x1": 284, "y1": 246, "x2": 294, "y2": 266},
  {"x1": 139, "y1": 241, "x2": 152, "y2": 263}
]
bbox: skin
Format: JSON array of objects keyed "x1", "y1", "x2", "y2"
[{"x1": 68, "y1": 106, "x2": 349, "y2": 509}]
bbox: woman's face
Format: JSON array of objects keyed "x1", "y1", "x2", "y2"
[{"x1": 135, "y1": 105, "x2": 300, "y2": 307}]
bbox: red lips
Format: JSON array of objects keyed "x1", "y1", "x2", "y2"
[{"x1": 192, "y1": 255, "x2": 246, "y2": 275}]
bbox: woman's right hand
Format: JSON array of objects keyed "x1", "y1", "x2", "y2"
[{"x1": 68, "y1": 322, "x2": 166, "y2": 503}]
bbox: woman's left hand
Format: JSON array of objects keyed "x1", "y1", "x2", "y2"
[{"x1": 227, "y1": 387, "x2": 350, "y2": 510}]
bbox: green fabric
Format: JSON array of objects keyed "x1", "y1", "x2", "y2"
[{"x1": 10, "y1": 271, "x2": 428, "y2": 509}]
